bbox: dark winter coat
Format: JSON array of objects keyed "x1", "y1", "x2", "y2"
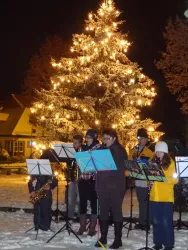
[
  {"x1": 82, "y1": 139, "x2": 101, "y2": 151},
  {"x1": 96, "y1": 140, "x2": 128, "y2": 192},
  {"x1": 28, "y1": 175, "x2": 57, "y2": 196}
]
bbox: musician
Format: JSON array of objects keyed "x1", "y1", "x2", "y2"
[
  {"x1": 67, "y1": 135, "x2": 83, "y2": 220},
  {"x1": 128, "y1": 128, "x2": 153, "y2": 230},
  {"x1": 28, "y1": 175, "x2": 57, "y2": 231},
  {"x1": 95, "y1": 129, "x2": 128, "y2": 249},
  {"x1": 77, "y1": 129, "x2": 100, "y2": 236},
  {"x1": 150, "y1": 141, "x2": 178, "y2": 250}
]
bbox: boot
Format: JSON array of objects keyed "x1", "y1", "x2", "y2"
[
  {"x1": 164, "y1": 247, "x2": 173, "y2": 250},
  {"x1": 152, "y1": 245, "x2": 163, "y2": 250},
  {"x1": 77, "y1": 214, "x2": 86, "y2": 235},
  {"x1": 88, "y1": 214, "x2": 97, "y2": 236},
  {"x1": 109, "y1": 221, "x2": 123, "y2": 249},
  {"x1": 95, "y1": 220, "x2": 109, "y2": 247}
]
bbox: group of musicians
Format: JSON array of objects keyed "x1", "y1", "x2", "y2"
[{"x1": 28, "y1": 127, "x2": 178, "y2": 250}]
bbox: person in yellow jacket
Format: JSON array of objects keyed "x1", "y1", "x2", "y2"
[
  {"x1": 128, "y1": 128, "x2": 153, "y2": 230},
  {"x1": 150, "y1": 141, "x2": 178, "y2": 250}
]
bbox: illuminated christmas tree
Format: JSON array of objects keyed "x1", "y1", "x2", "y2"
[{"x1": 31, "y1": 0, "x2": 162, "y2": 149}]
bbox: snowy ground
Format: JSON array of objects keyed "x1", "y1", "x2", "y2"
[{"x1": 0, "y1": 174, "x2": 188, "y2": 250}]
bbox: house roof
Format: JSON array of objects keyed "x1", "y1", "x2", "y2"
[
  {"x1": 0, "y1": 94, "x2": 33, "y2": 109},
  {"x1": 12, "y1": 94, "x2": 33, "y2": 108}
]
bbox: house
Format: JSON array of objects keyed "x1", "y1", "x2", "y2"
[{"x1": 0, "y1": 94, "x2": 38, "y2": 158}]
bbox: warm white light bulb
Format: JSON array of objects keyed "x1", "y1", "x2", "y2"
[
  {"x1": 137, "y1": 99, "x2": 142, "y2": 105},
  {"x1": 173, "y1": 173, "x2": 178, "y2": 178}
]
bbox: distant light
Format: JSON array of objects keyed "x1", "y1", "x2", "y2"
[
  {"x1": 26, "y1": 176, "x2": 30, "y2": 181},
  {"x1": 184, "y1": 9, "x2": 188, "y2": 18},
  {"x1": 173, "y1": 173, "x2": 178, "y2": 178}
]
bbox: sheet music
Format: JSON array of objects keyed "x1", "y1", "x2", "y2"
[
  {"x1": 53, "y1": 143, "x2": 75, "y2": 159},
  {"x1": 175, "y1": 156, "x2": 188, "y2": 177},
  {"x1": 74, "y1": 149, "x2": 117, "y2": 173},
  {"x1": 26, "y1": 159, "x2": 52, "y2": 175}
]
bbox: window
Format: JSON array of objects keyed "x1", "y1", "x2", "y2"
[
  {"x1": 5, "y1": 140, "x2": 25, "y2": 156},
  {"x1": 5, "y1": 141, "x2": 13, "y2": 156},
  {"x1": 14, "y1": 141, "x2": 24, "y2": 153}
]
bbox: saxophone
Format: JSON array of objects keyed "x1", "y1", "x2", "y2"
[{"x1": 29, "y1": 179, "x2": 52, "y2": 204}]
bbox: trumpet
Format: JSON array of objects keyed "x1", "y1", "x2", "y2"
[{"x1": 29, "y1": 179, "x2": 52, "y2": 204}]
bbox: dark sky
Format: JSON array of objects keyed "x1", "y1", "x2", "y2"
[{"x1": 1, "y1": 0, "x2": 187, "y2": 140}]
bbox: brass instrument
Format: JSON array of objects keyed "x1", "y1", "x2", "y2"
[{"x1": 29, "y1": 179, "x2": 52, "y2": 204}]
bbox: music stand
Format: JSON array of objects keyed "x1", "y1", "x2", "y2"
[
  {"x1": 140, "y1": 161, "x2": 166, "y2": 250},
  {"x1": 174, "y1": 156, "x2": 188, "y2": 230},
  {"x1": 123, "y1": 160, "x2": 145, "y2": 237},
  {"x1": 125, "y1": 160, "x2": 166, "y2": 250},
  {"x1": 53, "y1": 143, "x2": 75, "y2": 161},
  {"x1": 44, "y1": 148, "x2": 65, "y2": 224},
  {"x1": 25, "y1": 159, "x2": 53, "y2": 240},
  {"x1": 75, "y1": 149, "x2": 117, "y2": 173},
  {"x1": 46, "y1": 144, "x2": 82, "y2": 244},
  {"x1": 75, "y1": 149, "x2": 117, "y2": 247}
]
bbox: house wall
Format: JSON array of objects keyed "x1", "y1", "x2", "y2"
[
  {"x1": 0, "y1": 136, "x2": 35, "y2": 158},
  {"x1": 0, "y1": 108, "x2": 38, "y2": 158}
]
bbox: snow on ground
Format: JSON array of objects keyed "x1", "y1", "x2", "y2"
[
  {"x1": 0, "y1": 210, "x2": 188, "y2": 250},
  {"x1": 0, "y1": 174, "x2": 188, "y2": 249}
]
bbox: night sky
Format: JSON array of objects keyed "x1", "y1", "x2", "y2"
[{"x1": 1, "y1": 0, "x2": 187, "y2": 140}]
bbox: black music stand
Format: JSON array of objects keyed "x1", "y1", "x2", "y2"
[
  {"x1": 125, "y1": 160, "x2": 166, "y2": 250},
  {"x1": 45, "y1": 149, "x2": 65, "y2": 224},
  {"x1": 46, "y1": 144, "x2": 82, "y2": 244},
  {"x1": 123, "y1": 160, "x2": 144, "y2": 237},
  {"x1": 25, "y1": 159, "x2": 53, "y2": 240},
  {"x1": 52, "y1": 143, "x2": 76, "y2": 220},
  {"x1": 174, "y1": 156, "x2": 188, "y2": 230},
  {"x1": 138, "y1": 161, "x2": 166, "y2": 250}
]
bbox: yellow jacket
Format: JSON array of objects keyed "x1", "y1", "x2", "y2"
[
  {"x1": 128, "y1": 146, "x2": 153, "y2": 160},
  {"x1": 150, "y1": 159, "x2": 178, "y2": 203},
  {"x1": 126, "y1": 146, "x2": 153, "y2": 187}
]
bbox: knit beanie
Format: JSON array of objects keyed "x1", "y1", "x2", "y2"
[
  {"x1": 86, "y1": 129, "x2": 98, "y2": 139},
  {"x1": 137, "y1": 128, "x2": 148, "y2": 138},
  {"x1": 155, "y1": 141, "x2": 168, "y2": 153}
]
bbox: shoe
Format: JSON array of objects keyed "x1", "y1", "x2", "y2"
[
  {"x1": 135, "y1": 223, "x2": 150, "y2": 231},
  {"x1": 72, "y1": 216, "x2": 80, "y2": 223},
  {"x1": 152, "y1": 245, "x2": 163, "y2": 250},
  {"x1": 39, "y1": 227, "x2": 49, "y2": 231},
  {"x1": 109, "y1": 221, "x2": 123, "y2": 249},
  {"x1": 95, "y1": 220, "x2": 108, "y2": 247},
  {"x1": 134, "y1": 223, "x2": 143, "y2": 229},
  {"x1": 142, "y1": 225, "x2": 150, "y2": 231},
  {"x1": 59, "y1": 216, "x2": 64, "y2": 221},
  {"x1": 77, "y1": 214, "x2": 87, "y2": 235},
  {"x1": 164, "y1": 247, "x2": 174, "y2": 250}
]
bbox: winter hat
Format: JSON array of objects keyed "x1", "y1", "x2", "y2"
[
  {"x1": 137, "y1": 128, "x2": 148, "y2": 139},
  {"x1": 86, "y1": 129, "x2": 98, "y2": 139},
  {"x1": 155, "y1": 141, "x2": 168, "y2": 153}
]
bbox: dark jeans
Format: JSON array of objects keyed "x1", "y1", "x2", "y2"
[
  {"x1": 97, "y1": 189, "x2": 125, "y2": 221},
  {"x1": 136, "y1": 186, "x2": 149, "y2": 225},
  {"x1": 78, "y1": 178, "x2": 97, "y2": 215},
  {"x1": 34, "y1": 195, "x2": 52, "y2": 230},
  {"x1": 150, "y1": 201, "x2": 174, "y2": 247}
]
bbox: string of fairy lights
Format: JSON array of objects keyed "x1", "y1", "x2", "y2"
[{"x1": 30, "y1": 0, "x2": 162, "y2": 147}]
